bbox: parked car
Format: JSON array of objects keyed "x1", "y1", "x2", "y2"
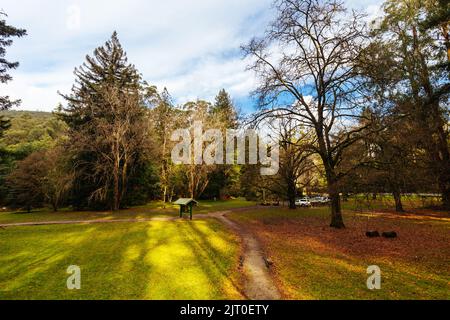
[
  {"x1": 296, "y1": 198, "x2": 312, "y2": 207},
  {"x1": 311, "y1": 196, "x2": 331, "y2": 206}
]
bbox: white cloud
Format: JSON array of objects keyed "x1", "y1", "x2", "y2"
[
  {"x1": 0, "y1": 69, "x2": 73, "y2": 112},
  {"x1": 0, "y1": 0, "x2": 382, "y2": 112}
]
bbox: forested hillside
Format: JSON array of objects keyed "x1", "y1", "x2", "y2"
[
  {"x1": 0, "y1": 111, "x2": 66, "y2": 205},
  {"x1": 0, "y1": 111, "x2": 67, "y2": 156}
]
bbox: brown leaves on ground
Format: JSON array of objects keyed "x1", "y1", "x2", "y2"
[{"x1": 238, "y1": 209, "x2": 450, "y2": 270}]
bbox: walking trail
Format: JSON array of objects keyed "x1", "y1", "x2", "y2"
[
  {"x1": 0, "y1": 207, "x2": 281, "y2": 300},
  {"x1": 208, "y1": 210, "x2": 281, "y2": 300}
]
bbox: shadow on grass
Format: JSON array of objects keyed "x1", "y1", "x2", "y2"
[{"x1": 184, "y1": 221, "x2": 244, "y2": 299}]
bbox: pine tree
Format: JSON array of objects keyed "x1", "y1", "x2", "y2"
[
  {"x1": 211, "y1": 89, "x2": 238, "y2": 129},
  {"x1": 422, "y1": 0, "x2": 450, "y2": 65},
  {"x1": 0, "y1": 11, "x2": 26, "y2": 137},
  {"x1": 203, "y1": 89, "x2": 240, "y2": 199},
  {"x1": 60, "y1": 31, "x2": 141, "y2": 128},
  {"x1": 59, "y1": 32, "x2": 149, "y2": 210}
]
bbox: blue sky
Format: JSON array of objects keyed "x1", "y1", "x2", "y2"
[{"x1": 0, "y1": 0, "x2": 382, "y2": 114}]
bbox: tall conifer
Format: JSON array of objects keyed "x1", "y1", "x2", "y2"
[{"x1": 0, "y1": 11, "x2": 26, "y2": 136}]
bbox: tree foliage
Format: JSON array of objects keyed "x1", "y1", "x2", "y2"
[
  {"x1": 0, "y1": 11, "x2": 26, "y2": 137},
  {"x1": 361, "y1": 0, "x2": 450, "y2": 209},
  {"x1": 59, "y1": 32, "x2": 152, "y2": 210}
]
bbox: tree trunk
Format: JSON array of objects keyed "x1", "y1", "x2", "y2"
[
  {"x1": 441, "y1": 23, "x2": 450, "y2": 63},
  {"x1": 163, "y1": 186, "x2": 167, "y2": 203},
  {"x1": 439, "y1": 178, "x2": 450, "y2": 210},
  {"x1": 435, "y1": 123, "x2": 450, "y2": 210},
  {"x1": 393, "y1": 189, "x2": 404, "y2": 213},
  {"x1": 329, "y1": 190, "x2": 345, "y2": 229},
  {"x1": 288, "y1": 197, "x2": 296, "y2": 209},
  {"x1": 325, "y1": 167, "x2": 345, "y2": 229},
  {"x1": 343, "y1": 193, "x2": 349, "y2": 202},
  {"x1": 411, "y1": 39, "x2": 450, "y2": 210},
  {"x1": 113, "y1": 163, "x2": 120, "y2": 211},
  {"x1": 287, "y1": 180, "x2": 297, "y2": 210},
  {"x1": 120, "y1": 161, "x2": 128, "y2": 208},
  {"x1": 429, "y1": 108, "x2": 450, "y2": 210}
]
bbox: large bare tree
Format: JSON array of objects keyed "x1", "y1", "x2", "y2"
[
  {"x1": 264, "y1": 116, "x2": 315, "y2": 209},
  {"x1": 243, "y1": 0, "x2": 369, "y2": 228}
]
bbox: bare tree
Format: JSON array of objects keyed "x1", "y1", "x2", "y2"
[
  {"x1": 6, "y1": 151, "x2": 46, "y2": 212},
  {"x1": 151, "y1": 88, "x2": 184, "y2": 204},
  {"x1": 243, "y1": 0, "x2": 370, "y2": 228},
  {"x1": 42, "y1": 147, "x2": 74, "y2": 212},
  {"x1": 182, "y1": 100, "x2": 217, "y2": 199},
  {"x1": 264, "y1": 116, "x2": 315, "y2": 209}
]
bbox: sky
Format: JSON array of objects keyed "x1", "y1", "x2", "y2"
[{"x1": 0, "y1": 0, "x2": 382, "y2": 114}]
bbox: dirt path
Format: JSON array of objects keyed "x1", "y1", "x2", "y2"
[
  {"x1": 208, "y1": 210, "x2": 281, "y2": 300},
  {"x1": 0, "y1": 206, "x2": 261, "y2": 228},
  {"x1": 0, "y1": 206, "x2": 282, "y2": 300},
  {"x1": 0, "y1": 217, "x2": 179, "y2": 228}
]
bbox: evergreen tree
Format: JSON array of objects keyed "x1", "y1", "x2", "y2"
[
  {"x1": 364, "y1": 0, "x2": 450, "y2": 209},
  {"x1": 211, "y1": 89, "x2": 238, "y2": 129},
  {"x1": 59, "y1": 32, "x2": 150, "y2": 210},
  {"x1": 422, "y1": 0, "x2": 449, "y2": 66},
  {"x1": 0, "y1": 11, "x2": 26, "y2": 137},
  {"x1": 203, "y1": 89, "x2": 240, "y2": 199},
  {"x1": 60, "y1": 31, "x2": 141, "y2": 128}
]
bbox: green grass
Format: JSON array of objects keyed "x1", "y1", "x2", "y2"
[
  {"x1": 1, "y1": 197, "x2": 447, "y2": 300},
  {"x1": 0, "y1": 207, "x2": 173, "y2": 225},
  {"x1": 0, "y1": 199, "x2": 257, "y2": 225},
  {"x1": 194, "y1": 199, "x2": 257, "y2": 214},
  {"x1": 0, "y1": 220, "x2": 244, "y2": 300}
]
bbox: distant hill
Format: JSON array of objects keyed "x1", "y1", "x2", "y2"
[
  {"x1": 0, "y1": 110, "x2": 54, "y2": 120},
  {"x1": 0, "y1": 110, "x2": 67, "y2": 156}
]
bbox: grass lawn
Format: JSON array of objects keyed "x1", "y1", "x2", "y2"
[
  {"x1": 0, "y1": 219, "x2": 244, "y2": 300},
  {"x1": 229, "y1": 206, "x2": 450, "y2": 300},
  {"x1": 0, "y1": 199, "x2": 257, "y2": 225},
  {"x1": 1, "y1": 197, "x2": 447, "y2": 300}
]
